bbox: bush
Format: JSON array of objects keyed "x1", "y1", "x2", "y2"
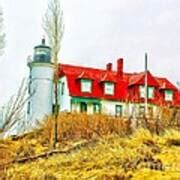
[{"x1": 40, "y1": 113, "x2": 131, "y2": 144}]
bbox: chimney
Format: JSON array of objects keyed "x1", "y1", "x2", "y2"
[
  {"x1": 106, "y1": 62, "x2": 112, "y2": 71},
  {"x1": 117, "y1": 58, "x2": 123, "y2": 78}
]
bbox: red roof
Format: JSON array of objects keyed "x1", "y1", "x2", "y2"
[
  {"x1": 76, "y1": 71, "x2": 95, "y2": 80},
  {"x1": 59, "y1": 64, "x2": 128, "y2": 101},
  {"x1": 100, "y1": 73, "x2": 117, "y2": 83},
  {"x1": 59, "y1": 63, "x2": 179, "y2": 106},
  {"x1": 128, "y1": 71, "x2": 159, "y2": 87},
  {"x1": 155, "y1": 77, "x2": 177, "y2": 91}
]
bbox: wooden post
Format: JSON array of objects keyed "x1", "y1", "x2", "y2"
[
  {"x1": 53, "y1": 62, "x2": 59, "y2": 149},
  {"x1": 145, "y1": 53, "x2": 148, "y2": 117}
]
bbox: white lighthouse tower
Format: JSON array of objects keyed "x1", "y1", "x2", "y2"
[{"x1": 27, "y1": 38, "x2": 54, "y2": 127}]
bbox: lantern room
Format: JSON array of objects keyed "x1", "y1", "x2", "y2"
[{"x1": 33, "y1": 38, "x2": 51, "y2": 63}]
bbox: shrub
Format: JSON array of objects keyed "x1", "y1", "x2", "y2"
[{"x1": 40, "y1": 113, "x2": 131, "y2": 144}]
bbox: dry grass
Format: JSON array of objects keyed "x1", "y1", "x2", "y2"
[
  {"x1": 2, "y1": 128, "x2": 180, "y2": 179},
  {"x1": 40, "y1": 113, "x2": 132, "y2": 145},
  {"x1": 0, "y1": 112, "x2": 180, "y2": 179}
]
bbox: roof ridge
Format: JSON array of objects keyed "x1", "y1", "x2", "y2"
[{"x1": 60, "y1": 63, "x2": 110, "y2": 72}]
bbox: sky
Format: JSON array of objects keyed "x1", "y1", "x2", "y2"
[{"x1": 0, "y1": 0, "x2": 180, "y2": 106}]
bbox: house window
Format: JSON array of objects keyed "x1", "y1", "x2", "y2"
[
  {"x1": 81, "y1": 79, "x2": 92, "y2": 93},
  {"x1": 61, "y1": 82, "x2": 65, "y2": 95},
  {"x1": 93, "y1": 103, "x2": 101, "y2": 113},
  {"x1": 165, "y1": 90, "x2": 173, "y2": 101},
  {"x1": 140, "y1": 86, "x2": 145, "y2": 98},
  {"x1": 139, "y1": 86, "x2": 154, "y2": 99},
  {"x1": 115, "y1": 105, "x2": 123, "y2": 117},
  {"x1": 104, "y1": 82, "x2": 114, "y2": 95},
  {"x1": 148, "y1": 87, "x2": 154, "y2": 99}
]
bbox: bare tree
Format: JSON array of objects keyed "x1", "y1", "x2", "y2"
[
  {"x1": 43, "y1": 0, "x2": 64, "y2": 148},
  {"x1": 43, "y1": 0, "x2": 64, "y2": 63},
  {"x1": 2, "y1": 78, "x2": 34, "y2": 135},
  {"x1": 0, "y1": 6, "x2": 5, "y2": 55}
]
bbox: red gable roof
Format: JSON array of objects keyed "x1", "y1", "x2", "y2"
[
  {"x1": 155, "y1": 77, "x2": 177, "y2": 91},
  {"x1": 59, "y1": 64, "x2": 128, "y2": 101},
  {"x1": 59, "y1": 63, "x2": 179, "y2": 106},
  {"x1": 128, "y1": 71, "x2": 159, "y2": 87}
]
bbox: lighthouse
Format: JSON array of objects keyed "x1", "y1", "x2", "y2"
[{"x1": 27, "y1": 38, "x2": 54, "y2": 127}]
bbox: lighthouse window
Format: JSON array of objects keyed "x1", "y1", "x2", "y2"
[
  {"x1": 104, "y1": 82, "x2": 114, "y2": 95},
  {"x1": 36, "y1": 49, "x2": 47, "y2": 55},
  {"x1": 81, "y1": 79, "x2": 92, "y2": 93},
  {"x1": 27, "y1": 102, "x2": 31, "y2": 114},
  {"x1": 28, "y1": 80, "x2": 32, "y2": 95}
]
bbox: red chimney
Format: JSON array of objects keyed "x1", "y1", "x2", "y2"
[
  {"x1": 106, "y1": 62, "x2": 112, "y2": 71},
  {"x1": 117, "y1": 58, "x2": 123, "y2": 78}
]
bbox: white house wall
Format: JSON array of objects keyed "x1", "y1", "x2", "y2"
[
  {"x1": 71, "y1": 103, "x2": 80, "y2": 112},
  {"x1": 101, "y1": 100, "x2": 125, "y2": 116},
  {"x1": 59, "y1": 76, "x2": 71, "y2": 112},
  {"x1": 87, "y1": 104, "x2": 94, "y2": 114}
]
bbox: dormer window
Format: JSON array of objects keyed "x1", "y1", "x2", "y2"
[
  {"x1": 165, "y1": 90, "x2": 173, "y2": 101},
  {"x1": 104, "y1": 82, "x2": 114, "y2": 95},
  {"x1": 139, "y1": 86, "x2": 145, "y2": 98},
  {"x1": 139, "y1": 86, "x2": 154, "y2": 99},
  {"x1": 148, "y1": 87, "x2": 154, "y2": 99},
  {"x1": 81, "y1": 79, "x2": 92, "y2": 93}
]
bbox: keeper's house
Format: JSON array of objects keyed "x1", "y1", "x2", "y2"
[
  {"x1": 58, "y1": 61, "x2": 180, "y2": 116},
  {"x1": 27, "y1": 40, "x2": 180, "y2": 123}
]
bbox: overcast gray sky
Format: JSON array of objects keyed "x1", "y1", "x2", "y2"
[{"x1": 0, "y1": 0, "x2": 180, "y2": 106}]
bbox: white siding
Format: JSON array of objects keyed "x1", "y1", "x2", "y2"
[
  {"x1": 59, "y1": 76, "x2": 71, "y2": 112},
  {"x1": 71, "y1": 103, "x2": 80, "y2": 112},
  {"x1": 87, "y1": 104, "x2": 94, "y2": 114},
  {"x1": 101, "y1": 100, "x2": 125, "y2": 116}
]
